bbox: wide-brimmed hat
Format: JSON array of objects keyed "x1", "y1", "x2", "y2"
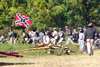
[
  {"x1": 59, "y1": 28, "x2": 61, "y2": 30},
  {"x1": 88, "y1": 22, "x2": 94, "y2": 26},
  {"x1": 53, "y1": 28, "x2": 56, "y2": 29},
  {"x1": 65, "y1": 26, "x2": 68, "y2": 28}
]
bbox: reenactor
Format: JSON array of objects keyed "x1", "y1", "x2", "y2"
[
  {"x1": 8, "y1": 28, "x2": 14, "y2": 44},
  {"x1": 43, "y1": 32, "x2": 51, "y2": 45},
  {"x1": 84, "y1": 22, "x2": 99, "y2": 56},
  {"x1": 0, "y1": 33, "x2": 5, "y2": 44},
  {"x1": 39, "y1": 29, "x2": 44, "y2": 43},
  {"x1": 22, "y1": 29, "x2": 30, "y2": 43},
  {"x1": 65, "y1": 26, "x2": 74, "y2": 45},
  {"x1": 52, "y1": 28, "x2": 58, "y2": 37},
  {"x1": 58, "y1": 28, "x2": 65, "y2": 44}
]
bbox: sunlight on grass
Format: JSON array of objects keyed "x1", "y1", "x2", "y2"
[{"x1": 0, "y1": 35, "x2": 79, "y2": 56}]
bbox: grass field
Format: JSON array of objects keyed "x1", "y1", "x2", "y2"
[
  {"x1": 0, "y1": 41, "x2": 79, "y2": 56},
  {"x1": 0, "y1": 35, "x2": 79, "y2": 56},
  {"x1": 0, "y1": 49, "x2": 100, "y2": 67},
  {"x1": 0, "y1": 41, "x2": 100, "y2": 67},
  {"x1": 1, "y1": 37, "x2": 99, "y2": 67}
]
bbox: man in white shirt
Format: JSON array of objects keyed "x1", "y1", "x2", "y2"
[
  {"x1": 50, "y1": 28, "x2": 58, "y2": 45},
  {"x1": 65, "y1": 26, "x2": 74, "y2": 45},
  {"x1": 0, "y1": 33, "x2": 5, "y2": 43},
  {"x1": 28, "y1": 28, "x2": 33, "y2": 38},
  {"x1": 22, "y1": 29, "x2": 29, "y2": 43},
  {"x1": 39, "y1": 29, "x2": 44, "y2": 43},
  {"x1": 58, "y1": 28, "x2": 65, "y2": 44},
  {"x1": 43, "y1": 32, "x2": 51, "y2": 45},
  {"x1": 31, "y1": 29, "x2": 37, "y2": 42},
  {"x1": 52, "y1": 28, "x2": 58, "y2": 37}
]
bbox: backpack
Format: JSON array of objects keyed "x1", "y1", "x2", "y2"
[
  {"x1": 14, "y1": 33, "x2": 17, "y2": 38},
  {"x1": 36, "y1": 31, "x2": 39, "y2": 37},
  {"x1": 61, "y1": 31, "x2": 65, "y2": 38}
]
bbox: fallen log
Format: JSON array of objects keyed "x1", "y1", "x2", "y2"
[
  {"x1": 34, "y1": 41, "x2": 52, "y2": 47},
  {"x1": 32, "y1": 46, "x2": 50, "y2": 50},
  {"x1": 59, "y1": 46, "x2": 75, "y2": 55}
]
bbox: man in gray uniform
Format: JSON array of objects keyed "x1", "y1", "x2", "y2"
[
  {"x1": 22, "y1": 29, "x2": 29, "y2": 43},
  {"x1": 31, "y1": 29, "x2": 37, "y2": 42},
  {"x1": 0, "y1": 33, "x2": 5, "y2": 44},
  {"x1": 84, "y1": 22, "x2": 99, "y2": 56},
  {"x1": 8, "y1": 28, "x2": 14, "y2": 44},
  {"x1": 58, "y1": 28, "x2": 65, "y2": 44},
  {"x1": 39, "y1": 29, "x2": 44, "y2": 43},
  {"x1": 65, "y1": 26, "x2": 74, "y2": 45}
]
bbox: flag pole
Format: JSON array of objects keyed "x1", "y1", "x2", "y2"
[{"x1": 12, "y1": 12, "x2": 16, "y2": 29}]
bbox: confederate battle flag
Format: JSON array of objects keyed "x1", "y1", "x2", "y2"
[{"x1": 14, "y1": 12, "x2": 32, "y2": 28}]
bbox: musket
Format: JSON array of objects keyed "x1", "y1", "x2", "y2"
[
  {"x1": 0, "y1": 51, "x2": 23, "y2": 57},
  {"x1": 18, "y1": 31, "x2": 26, "y2": 43},
  {"x1": 69, "y1": 23, "x2": 71, "y2": 29}
]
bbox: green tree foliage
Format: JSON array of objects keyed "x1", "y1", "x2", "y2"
[{"x1": 0, "y1": 0, "x2": 100, "y2": 30}]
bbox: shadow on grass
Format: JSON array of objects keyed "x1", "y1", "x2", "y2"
[
  {"x1": 0, "y1": 62, "x2": 34, "y2": 66},
  {"x1": 0, "y1": 55, "x2": 7, "y2": 58}
]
